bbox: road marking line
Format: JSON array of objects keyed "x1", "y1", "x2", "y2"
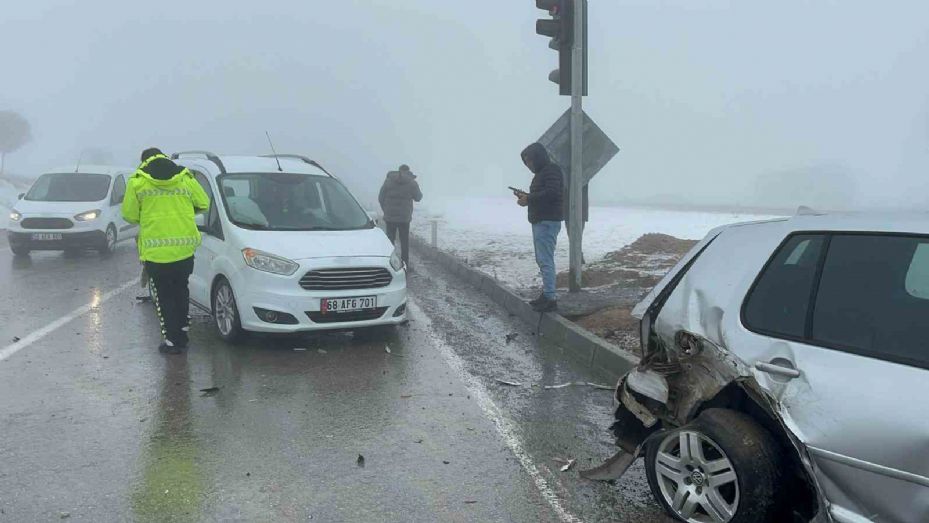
[
  {"x1": 0, "y1": 279, "x2": 137, "y2": 362},
  {"x1": 408, "y1": 300, "x2": 583, "y2": 523}
]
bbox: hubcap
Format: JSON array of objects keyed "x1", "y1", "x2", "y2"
[
  {"x1": 654, "y1": 430, "x2": 739, "y2": 523},
  {"x1": 214, "y1": 285, "x2": 236, "y2": 336}
]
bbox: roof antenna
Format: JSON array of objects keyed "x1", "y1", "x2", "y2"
[
  {"x1": 75, "y1": 149, "x2": 85, "y2": 173},
  {"x1": 265, "y1": 131, "x2": 283, "y2": 172}
]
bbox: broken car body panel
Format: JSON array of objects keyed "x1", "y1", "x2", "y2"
[{"x1": 603, "y1": 214, "x2": 929, "y2": 523}]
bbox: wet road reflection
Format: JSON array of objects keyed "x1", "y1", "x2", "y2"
[{"x1": 132, "y1": 356, "x2": 205, "y2": 523}]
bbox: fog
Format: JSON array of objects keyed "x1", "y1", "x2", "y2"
[{"x1": 2, "y1": 0, "x2": 927, "y2": 211}]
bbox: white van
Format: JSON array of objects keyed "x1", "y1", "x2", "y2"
[
  {"x1": 6, "y1": 166, "x2": 137, "y2": 256},
  {"x1": 171, "y1": 151, "x2": 407, "y2": 341}
]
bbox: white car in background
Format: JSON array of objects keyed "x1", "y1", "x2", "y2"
[
  {"x1": 6, "y1": 166, "x2": 136, "y2": 256},
  {"x1": 171, "y1": 151, "x2": 407, "y2": 341}
]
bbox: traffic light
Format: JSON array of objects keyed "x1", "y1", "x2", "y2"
[{"x1": 535, "y1": 0, "x2": 587, "y2": 96}]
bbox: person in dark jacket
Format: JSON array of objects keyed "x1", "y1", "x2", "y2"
[
  {"x1": 517, "y1": 143, "x2": 564, "y2": 312},
  {"x1": 378, "y1": 164, "x2": 422, "y2": 270}
]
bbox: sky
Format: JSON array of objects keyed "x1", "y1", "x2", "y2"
[{"x1": 1, "y1": 0, "x2": 927, "y2": 210}]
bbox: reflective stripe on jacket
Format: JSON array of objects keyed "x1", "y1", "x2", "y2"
[{"x1": 121, "y1": 154, "x2": 210, "y2": 263}]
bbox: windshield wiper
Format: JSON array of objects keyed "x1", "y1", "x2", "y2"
[{"x1": 235, "y1": 221, "x2": 268, "y2": 230}]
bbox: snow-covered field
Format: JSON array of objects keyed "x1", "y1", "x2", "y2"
[{"x1": 412, "y1": 196, "x2": 783, "y2": 290}]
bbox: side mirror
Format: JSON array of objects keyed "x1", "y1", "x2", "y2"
[
  {"x1": 18, "y1": 193, "x2": 24, "y2": 200},
  {"x1": 195, "y1": 214, "x2": 207, "y2": 232}
]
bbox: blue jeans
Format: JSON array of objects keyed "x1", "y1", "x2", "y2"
[{"x1": 532, "y1": 221, "x2": 561, "y2": 300}]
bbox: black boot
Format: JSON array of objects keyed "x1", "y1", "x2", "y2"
[
  {"x1": 532, "y1": 296, "x2": 558, "y2": 313},
  {"x1": 158, "y1": 341, "x2": 183, "y2": 355},
  {"x1": 529, "y1": 293, "x2": 546, "y2": 306}
]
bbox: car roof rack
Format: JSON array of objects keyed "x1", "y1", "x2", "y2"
[
  {"x1": 261, "y1": 154, "x2": 333, "y2": 177},
  {"x1": 171, "y1": 150, "x2": 226, "y2": 174}
]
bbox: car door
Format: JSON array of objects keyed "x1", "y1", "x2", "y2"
[
  {"x1": 109, "y1": 174, "x2": 135, "y2": 239},
  {"x1": 740, "y1": 233, "x2": 929, "y2": 523},
  {"x1": 189, "y1": 170, "x2": 222, "y2": 309}
]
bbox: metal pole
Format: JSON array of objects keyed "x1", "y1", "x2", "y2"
[{"x1": 568, "y1": 0, "x2": 585, "y2": 293}]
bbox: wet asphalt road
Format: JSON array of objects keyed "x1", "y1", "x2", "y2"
[{"x1": 0, "y1": 237, "x2": 670, "y2": 522}]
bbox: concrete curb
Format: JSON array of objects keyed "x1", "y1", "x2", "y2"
[{"x1": 411, "y1": 235, "x2": 639, "y2": 381}]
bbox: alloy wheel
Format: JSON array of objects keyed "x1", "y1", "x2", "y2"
[{"x1": 214, "y1": 284, "x2": 236, "y2": 336}]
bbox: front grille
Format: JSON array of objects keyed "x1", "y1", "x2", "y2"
[
  {"x1": 299, "y1": 267, "x2": 393, "y2": 291},
  {"x1": 21, "y1": 218, "x2": 74, "y2": 230},
  {"x1": 306, "y1": 307, "x2": 388, "y2": 324}
]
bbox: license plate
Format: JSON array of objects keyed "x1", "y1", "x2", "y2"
[
  {"x1": 32, "y1": 233, "x2": 62, "y2": 241},
  {"x1": 321, "y1": 296, "x2": 377, "y2": 314}
]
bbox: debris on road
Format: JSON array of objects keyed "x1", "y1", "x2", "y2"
[
  {"x1": 464, "y1": 500, "x2": 478, "y2": 504},
  {"x1": 543, "y1": 381, "x2": 612, "y2": 391},
  {"x1": 385, "y1": 345, "x2": 392, "y2": 354},
  {"x1": 400, "y1": 394, "x2": 413, "y2": 399},
  {"x1": 293, "y1": 347, "x2": 307, "y2": 352},
  {"x1": 356, "y1": 454, "x2": 365, "y2": 468},
  {"x1": 11, "y1": 336, "x2": 20, "y2": 343},
  {"x1": 504, "y1": 333, "x2": 519, "y2": 344},
  {"x1": 558, "y1": 458, "x2": 577, "y2": 472},
  {"x1": 495, "y1": 379, "x2": 522, "y2": 387},
  {"x1": 442, "y1": 460, "x2": 450, "y2": 465},
  {"x1": 199, "y1": 387, "x2": 221, "y2": 397}
]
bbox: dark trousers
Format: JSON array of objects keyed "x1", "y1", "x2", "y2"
[
  {"x1": 146, "y1": 257, "x2": 194, "y2": 346},
  {"x1": 385, "y1": 222, "x2": 411, "y2": 265}
]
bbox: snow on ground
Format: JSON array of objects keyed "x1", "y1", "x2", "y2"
[{"x1": 412, "y1": 196, "x2": 783, "y2": 290}]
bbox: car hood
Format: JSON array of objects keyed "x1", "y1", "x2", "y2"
[
  {"x1": 234, "y1": 227, "x2": 395, "y2": 261},
  {"x1": 13, "y1": 199, "x2": 106, "y2": 217}
]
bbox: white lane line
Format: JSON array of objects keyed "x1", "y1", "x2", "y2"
[
  {"x1": 0, "y1": 279, "x2": 137, "y2": 362},
  {"x1": 408, "y1": 300, "x2": 584, "y2": 523}
]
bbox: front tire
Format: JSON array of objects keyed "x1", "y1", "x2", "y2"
[
  {"x1": 645, "y1": 408, "x2": 783, "y2": 523},
  {"x1": 98, "y1": 224, "x2": 117, "y2": 255},
  {"x1": 10, "y1": 242, "x2": 30, "y2": 256},
  {"x1": 212, "y1": 278, "x2": 246, "y2": 344}
]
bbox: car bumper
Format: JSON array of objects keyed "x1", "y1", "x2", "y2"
[
  {"x1": 7, "y1": 230, "x2": 107, "y2": 250},
  {"x1": 231, "y1": 265, "x2": 408, "y2": 333}
]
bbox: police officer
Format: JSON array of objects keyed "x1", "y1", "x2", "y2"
[{"x1": 122, "y1": 148, "x2": 210, "y2": 354}]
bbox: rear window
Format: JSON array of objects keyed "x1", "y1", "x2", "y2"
[
  {"x1": 811, "y1": 235, "x2": 929, "y2": 368},
  {"x1": 743, "y1": 234, "x2": 826, "y2": 338}
]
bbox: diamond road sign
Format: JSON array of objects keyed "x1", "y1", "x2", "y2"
[{"x1": 538, "y1": 109, "x2": 619, "y2": 183}]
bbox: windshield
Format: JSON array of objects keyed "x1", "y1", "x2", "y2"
[
  {"x1": 25, "y1": 173, "x2": 112, "y2": 202},
  {"x1": 217, "y1": 172, "x2": 373, "y2": 231}
]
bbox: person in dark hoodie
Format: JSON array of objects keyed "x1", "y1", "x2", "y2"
[
  {"x1": 517, "y1": 143, "x2": 564, "y2": 312},
  {"x1": 122, "y1": 148, "x2": 210, "y2": 354},
  {"x1": 378, "y1": 164, "x2": 422, "y2": 271}
]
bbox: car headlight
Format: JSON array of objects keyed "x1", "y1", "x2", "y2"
[
  {"x1": 74, "y1": 209, "x2": 101, "y2": 221},
  {"x1": 242, "y1": 248, "x2": 299, "y2": 276},
  {"x1": 390, "y1": 247, "x2": 404, "y2": 272},
  {"x1": 9, "y1": 211, "x2": 22, "y2": 222}
]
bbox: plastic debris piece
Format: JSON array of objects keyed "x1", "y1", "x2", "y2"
[
  {"x1": 293, "y1": 348, "x2": 307, "y2": 352},
  {"x1": 544, "y1": 382, "x2": 575, "y2": 390},
  {"x1": 495, "y1": 379, "x2": 522, "y2": 387},
  {"x1": 199, "y1": 387, "x2": 220, "y2": 397},
  {"x1": 560, "y1": 459, "x2": 577, "y2": 472},
  {"x1": 586, "y1": 382, "x2": 614, "y2": 390},
  {"x1": 317, "y1": 349, "x2": 327, "y2": 354},
  {"x1": 356, "y1": 454, "x2": 365, "y2": 468},
  {"x1": 385, "y1": 345, "x2": 392, "y2": 354},
  {"x1": 464, "y1": 500, "x2": 478, "y2": 504}
]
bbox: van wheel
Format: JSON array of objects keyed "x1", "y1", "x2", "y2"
[
  {"x1": 645, "y1": 408, "x2": 783, "y2": 523},
  {"x1": 99, "y1": 224, "x2": 117, "y2": 255},
  {"x1": 212, "y1": 278, "x2": 245, "y2": 344},
  {"x1": 10, "y1": 243, "x2": 30, "y2": 256}
]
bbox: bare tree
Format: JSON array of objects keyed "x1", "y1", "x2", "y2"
[{"x1": 0, "y1": 111, "x2": 32, "y2": 176}]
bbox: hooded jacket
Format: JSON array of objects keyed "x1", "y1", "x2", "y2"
[
  {"x1": 121, "y1": 154, "x2": 210, "y2": 263},
  {"x1": 378, "y1": 170, "x2": 423, "y2": 223},
  {"x1": 522, "y1": 143, "x2": 564, "y2": 224}
]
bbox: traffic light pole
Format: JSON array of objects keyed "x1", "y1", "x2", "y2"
[{"x1": 568, "y1": 0, "x2": 585, "y2": 293}]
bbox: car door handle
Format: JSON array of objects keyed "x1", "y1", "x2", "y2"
[{"x1": 755, "y1": 361, "x2": 801, "y2": 379}]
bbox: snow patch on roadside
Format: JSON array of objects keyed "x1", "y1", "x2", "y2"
[{"x1": 412, "y1": 196, "x2": 783, "y2": 290}]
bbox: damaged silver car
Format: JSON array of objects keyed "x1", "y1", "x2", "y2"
[{"x1": 584, "y1": 212, "x2": 929, "y2": 523}]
